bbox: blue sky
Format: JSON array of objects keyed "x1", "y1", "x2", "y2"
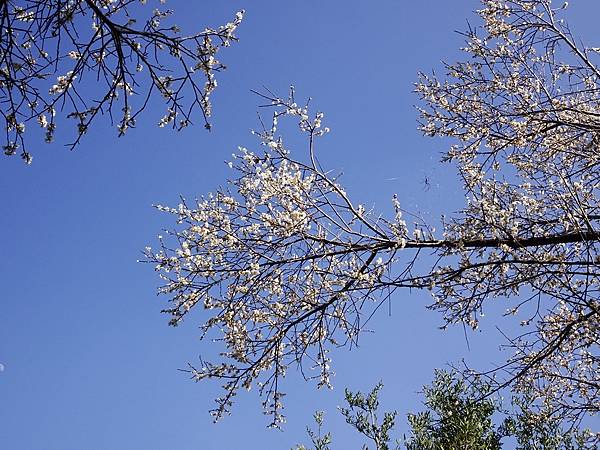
[{"x1": 1, "y1": 1, "x2": 599, "y2": 449}]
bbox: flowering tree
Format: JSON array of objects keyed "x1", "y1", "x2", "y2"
[
  {"x1": 1, "y1": 0, "x2": 243, "y2": 163},
  {"x1": 146, "y1": 0, "x2": 599, "y2": 435}
]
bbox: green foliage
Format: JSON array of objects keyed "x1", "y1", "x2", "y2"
[
  {"x1": 296, "y1": 371, "x2": 596, "y2": 449},
  {"x1": 404, "y1": 370, "x2": 501, "y2": 450},
  {"x1": 294, "y1": 411, "x2": 332, "y2": 450},
  {"x1": 339, "y1": 382, "x2": 398, "y2": 450},
  {"x1": 502, "y1": 391, "x2": 594, "y2": 450}
]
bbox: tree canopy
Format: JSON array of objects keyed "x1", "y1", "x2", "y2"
[
  {"x1": 1, "y1": 0, "x2": 243, "y2": 163},
  {"x1": 145, "y1": 0, "x2": 600, "y2": 438}
]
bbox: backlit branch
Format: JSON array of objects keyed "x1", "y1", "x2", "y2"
[{"x1": 0, "y1": 0, "x2": 243, "y2": 163}]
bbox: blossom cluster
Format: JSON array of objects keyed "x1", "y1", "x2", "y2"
[
  {"x1": 147, "y1": 1, "x2": 600, "y2": 434},
  {"x1": 417, "y1": 0, "x2": 600, "y2": 428},
  {"x1": 1, "y1": 1, "x2": 243, "y2": 162},
  {"x1": 146, "y1": 92, "x2": 406, "y2": 424}
]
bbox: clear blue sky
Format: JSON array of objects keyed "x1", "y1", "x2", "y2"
[{"x1": 1, "y1": 1, "x2": 598, "y2": 449}]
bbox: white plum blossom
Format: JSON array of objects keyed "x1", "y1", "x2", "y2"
[
  {"x1": 49, "y1": 72, "x2": 76, "y2": 95},
  {"x1": 147, "y1": 1, "x2": 600, "y2": 439},
  {"x1": 147, "y1": 90, "x2": 407, "y2": 425},
  {"x1": 1, "y1": 1, "x2": 243, "y2": 162},
  {"x1": 415, "y1": 0, "x2": 600, "y2": 434}
]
